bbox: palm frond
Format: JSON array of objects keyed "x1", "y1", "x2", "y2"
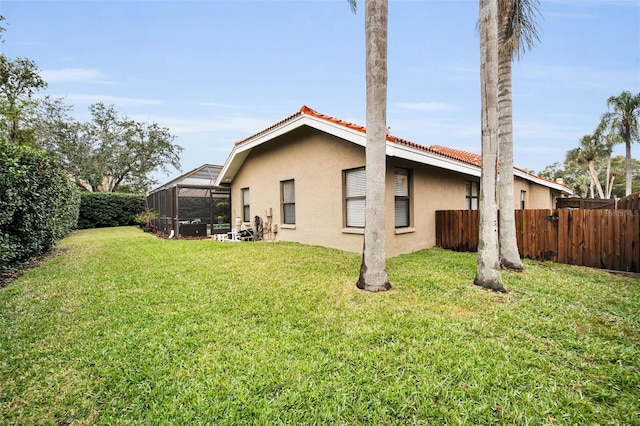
[
  {"x1": 500, "y1": 0, "x2": 541, "y2": 61},
  {"x1": 347, "y1": 0, "x2": 357, "y2": 14}
]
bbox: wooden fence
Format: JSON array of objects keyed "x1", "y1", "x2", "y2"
[
  {"x1": 435, "y1": 209, "x2": 640, "y2": 273},
  {"x1": 556, "y1": 193, "x2": 640, "y2": 210},
  {"x1": 618, "y1": 192, "x2": 640, "y2": 210}
]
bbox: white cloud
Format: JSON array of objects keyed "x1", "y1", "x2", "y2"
[
  {"x1": 41, "y1": 68, "x2": 113, "y2": 84},
  {"x1": 135, "y1": 114, "x2": 273, "y2": 136},
  {"x1": 517, "y1": 145, "x2": 567, "y2": 155},
  {"x1": 197, "y1": 101, "x2": 252, "y2": 110},
  {"x1": 395, "y1": 101, "x2": 457, "y2": 112},
  {"x1": 517, "y1": 64, "x2": 640, "y2": 90},
  {"x1": 514, "y1": 120, "x2": 585, "y2": 141},
  {"x1": 60, "y1": 93, "x2": 164, "y2": 107}
]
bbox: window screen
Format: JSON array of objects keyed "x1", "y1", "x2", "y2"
[
  {"x1": 345, "y1": 168, "x2": 366, "y2": 227},
  {"x1": 282, "y1": 180, "x2": 295, "y2": 224}
]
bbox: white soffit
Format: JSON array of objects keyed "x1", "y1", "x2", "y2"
[{"x1": 386, "y1": 142, "x2": 481, "y2": 178}]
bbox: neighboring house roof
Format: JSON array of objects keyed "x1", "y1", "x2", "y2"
[
  {"x1": 216, "y1": 105, "x2": 572, "y2": 194},
  {"x1": 148, "y1": 164, "x2": 223, "y2": 195}
]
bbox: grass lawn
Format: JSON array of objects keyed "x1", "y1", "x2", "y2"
[{"x1": 0, "y1": 226, "x2": 638, "y2": 425}]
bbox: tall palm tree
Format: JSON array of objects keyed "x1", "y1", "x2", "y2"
[
  {"x1": 567, "y1": 134, "x2": 607, "y2": 198},
  {"x1": 475, "y1": 0, "x2": 505, "y2": 292},
  {"x1": 349, "y1": 0, "x2": 391, "y2": 292},
  {"x1": 496, "y1": 0, "x2": 540, "y2": 272},
  {"x1": 602, "y1": 91, "x2": 640, "y2": 196},
  {"x1": 593, "y1": 127, "x2": 619, "y2": 199}
]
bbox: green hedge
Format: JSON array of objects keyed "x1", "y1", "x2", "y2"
[
  {"x1": 77, "y1": 192, "x2": 145, "y2": 229},
  {"x1": 0, "y1": 139, "x2": 80, "y2": 272}
]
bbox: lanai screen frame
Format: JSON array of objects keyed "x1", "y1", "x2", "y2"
[
  {"x1": 146, "y1": 184, "x2": 231, "y2": 236},
  {"x1": 146, "y1": 164, "x2": 231, "y2": 237}
]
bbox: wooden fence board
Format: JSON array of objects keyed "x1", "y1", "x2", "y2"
[
  {"x1": 631, "y1": 213, "x2": 640, "y2": 272},
  {"x1": 557, "y1": 209, "x2": 568, "y2": 264}
]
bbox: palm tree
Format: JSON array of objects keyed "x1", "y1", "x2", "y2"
[
  {"x1": 349, "y1": 0, "x2": 392, "y2": 292},
  {"x1": 572, "y1": 174, "x2": 591, "y2": 198},
  {"x1": 475, "y1": 0, "x2": 505, "y2": 292},
  {"x1": 602, "y1": 91, "x2": 640, "y2": 196},
  {"x1": 496, "y1": 0, "x2": 540, "y2": 272},
  {"x1": 567, "y1": 134, "x2": 607, "y2": 198},
  {"x1": 594, "y1": 128, "x2": 619, "y2": 199}
]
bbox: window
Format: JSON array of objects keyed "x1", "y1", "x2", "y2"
[
  {"x1": 394, "y1": 168, "x2": 410, "y2": 228},
  {"x1": 520, "y1": 190, "x2": 526, "y2": 210},
  {"x1": 466, "y1": 181, "x2": 479, "y2": 210},
  {"x1": 345, "y1": 167, "x2": 366, "y2": 227},
  {"x1": 282, "y1": 180, "x2": 295, "y2": 225},
  {"x1": 241, "y1": 188, "x2": 250, "y2": 222}
]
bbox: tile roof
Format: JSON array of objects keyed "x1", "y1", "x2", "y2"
[
  {"x1": 427, "y1": 145, "x2": 482, "y2": 168},
  {"x1": 232, "y1": 105, "x2": 568, "y2": 192},
  {"x1": 237, "y1": 105, "x2": 486, "y2": 168}
]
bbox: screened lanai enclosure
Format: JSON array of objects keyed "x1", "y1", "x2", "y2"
[{"x1": 146, "y1": 164, "x2": 230, "y2": 238}]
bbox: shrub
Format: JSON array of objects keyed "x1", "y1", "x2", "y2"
[
  {"x1": 0, "y1": 139, "x2": 80, "y2": 272},
  {"x1": 77, "y1": 192, "x2": 145, "y2": 229}
]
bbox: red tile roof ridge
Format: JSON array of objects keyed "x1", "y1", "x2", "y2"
[
  {"x1": 428, "y1": 145, "x2": 482, "y2": 167},
  {"x1": 300, "y1": 105, "x2": 368, "y2": 134},
  {"x1": 234, "y1": 108, "x2": 305, "y2": 146}
]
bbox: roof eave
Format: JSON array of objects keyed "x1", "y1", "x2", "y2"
[
  {"x1": 215, "y1": 114, "x2": 367, "y2": 185},
  {"x1": 514, "y1": 168, "x2": 574, "y2": 194},
  {"x1": 387, "y1": 142, "x2": 481, "y2": 177}
]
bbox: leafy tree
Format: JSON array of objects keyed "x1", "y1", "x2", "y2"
[
  {"x1": 496, "y1": 0, "x2": 540, "y2": 272},
  {"x1": 348, "y1": 0, "x2": 392, "y2": 292},
  {"x1": 538, "y1": 162, "x2": 563, "y2": 182},
  {"x1": 601, "y1": 91, "x2": 640, "y2": 196},
  {"x1": 0, "y1": 54, "x2": 47, "y2": 144},
  {"x1": 51, "y1": 103, "x2": 183, "y2": 192},
  {"x1": 475, "y1": 0, "x2": 505, "y2": 292}
]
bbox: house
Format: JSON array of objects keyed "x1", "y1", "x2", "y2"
[{"x1": 215, "y1": 105, "x2": 571, "y2": 257}]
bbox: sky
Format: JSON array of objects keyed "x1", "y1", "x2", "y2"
[{"x1": 1, "y1": 0, "x2": 639, "y2": 186}]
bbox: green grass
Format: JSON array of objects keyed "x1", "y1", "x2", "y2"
[{"x1": 1, "y1": 226, "x2": 638, "y2": 425}]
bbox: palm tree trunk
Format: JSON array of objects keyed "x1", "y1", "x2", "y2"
[
  {"x1": 608, "y1": 174, "x2": 616, "y2": 198},
  {"x1": 588, "y1": 160, "x2": 605, "y2": 199},
  {"x1": 357, "y1": 0, "x2": 391, "y2": 292},
  {"x1": 605, "y1": 156, "x2": 611, "y2": 198},
  {"x1": 475, "y1": 0, "x2": 505, "y2": 292},
  {"x1": 497, "y1": 0, "x2": 523, "y2": 272},
  {"x1": 625, "y1": 139, "x2": 632, "y2": 196}
]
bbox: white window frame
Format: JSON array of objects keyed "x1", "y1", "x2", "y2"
[
  {"x1": 241, "y1": 188, "x2": 250, "y2": 222},
  {"x1": 394, "y1": 168, "x2": 410, "y2": 228},
  {"x1": 466, "y1": 181, "x2": 479, "y2": 210},
  {"x1": 282, "y1": 179, "x2": 295, "y2": 225},
  {"x1": 344, "y1": 167, "x2": 366, "y2": 228}
]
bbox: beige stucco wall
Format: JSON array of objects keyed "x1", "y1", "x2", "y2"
[
  {"x1": 230, "y1": 127, "x2": 557, "y2": 257},
  {"x1": 513, "y1": 177, "x2": 558, "y2": 210},
  {"x1": 231, "y1": 127, "x2": 366, "y2": 254}
]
